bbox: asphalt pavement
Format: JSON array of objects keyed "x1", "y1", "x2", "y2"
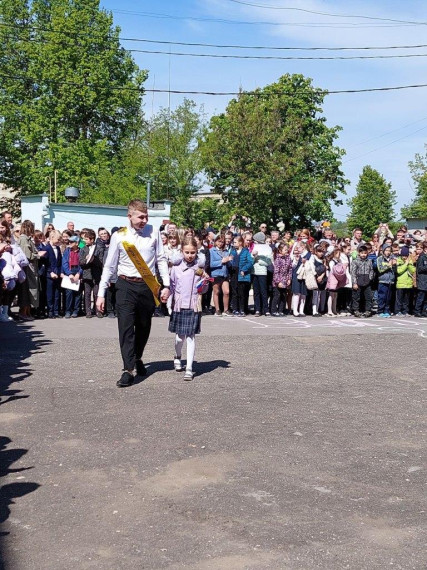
[{"x1": 1, "y1": 313, "x2": 426, "y2": 569}]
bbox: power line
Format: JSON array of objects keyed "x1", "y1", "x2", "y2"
[
  {"x1": 128, "y1": 48, "x2": 427, "y2": 61},
  {"x1": 347, "y1": 117, "x2": 427, "y2": 150},
  {"x1": 120, "y1": 38, "x2": 427, "y2": 52},
  {"x1": 226, "y1": 0, "x2": 427, "y2": 26},
  {"x1": 1, "y1": 71, "x2": 427, "y2": 96},
  {"x1": 110, "y1": 9, "x2": 419, "y2": 29},
  {"x1": 344, "y1": 125, "x2": 427, "y2": 163},
  {"x1": 4, "y1": 22, "x2": 427, "y2": 51}
]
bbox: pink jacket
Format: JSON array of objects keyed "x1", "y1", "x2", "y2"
[{"x1": 170, "y1": 260, "x2": 205, "y2": 312}]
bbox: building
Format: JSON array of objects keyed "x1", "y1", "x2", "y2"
[
  {"x1": 21, "y1": 194, "x2": 171, "y2": 232},
  {"x1": 406, "y1": 217, "x2": 427, "y2": 231}
]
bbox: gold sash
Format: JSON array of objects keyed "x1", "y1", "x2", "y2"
[{"x1": 121, "y1": 232, "x2": 161, "y2": 306}]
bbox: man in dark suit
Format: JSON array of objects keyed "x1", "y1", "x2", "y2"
[{"x1": 45, "y1": 230, "x2": 63, "y2": 318}]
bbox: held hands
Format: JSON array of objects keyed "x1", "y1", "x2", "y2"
[
  {"x1": 160, "y1": 288, "x2": 170, "y2": 303},
  {"x1": 353, "y1": 284, "x2": 358, "y2": 290}
]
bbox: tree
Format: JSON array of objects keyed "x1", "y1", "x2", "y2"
[
  {"x1": 401, "y1": 145, "x2": 427, "y2": 219},
  {"x1": 347, "y1": 165, "x2": 396, "y2": 237},
  {"x1": 0, "y1": 0, "x2": 146, "y2": 198},
  {"x1": 88, "y1": 99, "x2": 207, "y2": 214},
  {"x1": 200, "y1": 74, "x2": 347, "y2": 229}
]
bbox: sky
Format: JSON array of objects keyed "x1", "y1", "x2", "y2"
[{"x1": 100, "y1": 0, "x2": 427, "y2": 222}]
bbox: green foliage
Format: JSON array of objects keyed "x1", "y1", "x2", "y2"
[
  {"x1": 0, "y1": 0, "x2": 146, "y2": 198},
  {"x1": 87, "y1": 99, "x2": 207, "y2": 208},
  {"x1": 401, "y1": 146, "x2": 427, "y2": 219},
  {"x1": 347, "y1": 165, "x2": 396, "y2": 238},
  {"x1": 200, "y1": 74, "x2": 347, "y2": 229},
  {"x1": 172, "y1": 196, "x2": 233, "y2": 230}
]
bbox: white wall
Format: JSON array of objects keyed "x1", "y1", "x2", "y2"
[{"x1": 21, "y1": 195, "x2": 171, "y2": 233}]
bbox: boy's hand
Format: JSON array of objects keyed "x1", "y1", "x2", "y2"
[
  {"x1": 240, "y1": 271, "x2": 244, "y2": 277},
  {"x1": 96, "y1": 297, "x2": 105, "y2": 313},
  {"x1": 353, "y1": 284, "x2": 358, "y2": 290},
  {"x1": 50, "y1": 272, "x2": 58, "y2": 279}
]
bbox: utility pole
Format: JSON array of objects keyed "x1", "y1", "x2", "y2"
[
  {"x1": 146, "y1": 179, "x2": 151, "y2": 207},
  {"x1": 54, "y1": 170, "x2": 58, "y2": 203}
]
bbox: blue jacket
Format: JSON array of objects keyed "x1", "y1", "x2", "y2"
[
  {"x1": 61, "y1": 247, "x2": 82, "y2": 276},
  {"x1": 210, "y1": 247, "x2": 230, "y2": 278},
  {"x1": 230, "y1": 247, "x2": 253, "y2": 282},
  {"x1": 45, "y1": 244, "x2": 62, "y2": 277},
  {"x1": 377, "y1": 255, "x2": 396, "y2": 284}
]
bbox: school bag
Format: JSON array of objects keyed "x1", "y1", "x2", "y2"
[{"x1": 332, "y1": 262, "x2": 347, "y2": 286}]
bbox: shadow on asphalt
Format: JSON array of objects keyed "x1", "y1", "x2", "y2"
[
  {"x1": 133, "y1": 359, "x2": 231, "y2": 384},
  {"x1": 0, "y1": 323, "x2": 50, "y2": 569}
]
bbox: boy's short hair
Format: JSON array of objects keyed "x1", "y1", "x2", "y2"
[
  {"x1": 84, "y1": 229, "x2": 96, "y2": 241},
  {"x1": 358, "y1": 245, "x2": 368, "y2": 253},
  {"x1": 128, "y1": 199, "x2": 147, "y2": 213}
]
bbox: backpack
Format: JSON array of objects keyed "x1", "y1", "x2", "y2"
[{"x1": 332, "y1": 262, "x2": 347, "y2": 286}]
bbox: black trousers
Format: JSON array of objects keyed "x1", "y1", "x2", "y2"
[
  {"x1": 395, "y1": 288, "x2": 410, "y2": 314},
  {"x1": 352, "y1": 285, "x2": 372, "y2": 312},
  {"x1": 115, "y1": 278, "x2": 155, "y2": 371}
]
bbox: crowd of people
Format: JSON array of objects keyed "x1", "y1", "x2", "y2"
[{"x1": 1, "y1": 211, "x2": 427, "y2": 324}]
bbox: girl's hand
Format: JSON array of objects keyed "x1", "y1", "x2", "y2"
[
  {"x1": 353, "y1": 284, "x2": 358, "y2": 290},
  {"x1": 287, "y1": 279, "x2": 291, "y2": 286},
  {"x1": 240, "y1": 271, "x2": 244, "y2": 277},
  {"x1": 278, "y1": 282, "x2": 284, "y2": 288}
]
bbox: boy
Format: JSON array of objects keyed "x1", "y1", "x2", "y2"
[
  {"x1": 45, "y1": 230, "x2": 63, "y2": 318},
  {"x1": 414, "y1": 241, "x2": 427, "y2": 317},
  {"x1": 350, "y1": 245, "x2": 374, "y2": 318},
  {"x1": 377, "y1": 243, "x2": 396, "y2": 318},
  {"x1": 78, "y1": 228, "x2": 104, "y2": 318},
  {"x1": 395, "y1": 246, "x2": 415, "y2": 316}
]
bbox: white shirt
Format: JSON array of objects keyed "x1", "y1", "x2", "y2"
[{"x1": 98, "y1": 224, "x2": 169, "y2": 298}]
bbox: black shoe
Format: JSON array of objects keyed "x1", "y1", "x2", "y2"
[
  {"x1": 135, "y1": 360, "x2": 147, "y2": 377},
  {"x1": 86, "y1": 314, "x2": 93, "y2": 318},
  {"x1": 117, "y1": 371, "x2": 134, "y2": 388}
]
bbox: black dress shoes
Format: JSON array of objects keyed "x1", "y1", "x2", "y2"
[
  {"x1": 117, "y1": 371, "x2": 134, "y2": 388},
  {"x1": 135, "y1": 360, "x2": 147, "y2": 377}
]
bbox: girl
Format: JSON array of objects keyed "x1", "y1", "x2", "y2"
[
  {"x1": 210, "y1": 235, "x2": 233, "y2": 316},
  {"x1": 169, "y1": 236, "x2": 208, "y2": 381},
  {"x1": 326, "y1": 247, "x2": 348, "y2": 317},
  {"x1": 0, "y1": 236, "x2": 21, "y2": 322},
  {"x1": 271, "y1": 243, "x2": 292, "y2": 316},
  {"x1": 230, "y1": 235, "x2": 253, "y2": 316},
  {"x1": 165, "y1": 233, "x2": 181, "y2": 267},
  {"x1": 17, "y1": 220, "x2": 46, "y2": 320},
  {"x1": 291, "y1": 243, "x2": 311, "y2": 317}
]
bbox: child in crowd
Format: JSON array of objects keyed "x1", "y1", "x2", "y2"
[
  {"x1": 395, "y1": 246, "x2": 415, "y2": 317},
  {"x1": 210, "y1": 234, "x2": 233, "y2": 316},
  {"x1": 291, "y1": 243, "x2": 310, "y2": 317},
  {"x1": 169, "y1": 236, "x2": 207, "y2": 381},
  {"x1": 0, "y1": 235, "x2": 20, "y2": 322},
  {"x1": 165, "y1": 233, "x2": 181, "y2": 266},
  {"x1": 61, "y1": 235, "x2": 82, "y2": 318},
  {"x1": 377, "y1": 243, "x2": 396, "y2": 317},
  {"x1": 271, "y1": 243, "x2": 292, "y2": 316},
  {"x1": 326, "y1": 247, "x2": 347, "y2": 317},
  {"x1": 251, "y1": 232, "x2": 273, "y2": 317},
  {"x1": 230, "y1": 235, "x2": 253, "y2": 316},
  {"x1": 79, "y1": 229, "x2": 105, "y2": 318},
  {"x1": 308, "y1": 245, "x2": 327, "y2": 317},
  {"x1": 45, "y1": 230, "x2": 63, "y2": 319},
  {"x1": 350, "y1": 245, "x2": 374, "y2": 317},
  {"x1": 414, "y1": 241, "x2": 427, "y2": 317}
]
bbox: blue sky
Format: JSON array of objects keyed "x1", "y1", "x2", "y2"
[{"x1": 100, "y1": 0, "x2": 427, "y2": 222}]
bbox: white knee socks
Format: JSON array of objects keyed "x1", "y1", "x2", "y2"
[{"x1": 175, "y1": 334, "x2": 196, "y2": 371}]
